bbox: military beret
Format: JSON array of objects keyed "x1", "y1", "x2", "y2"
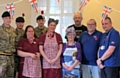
[
  {"x1": 1, "y1": 11, "x2": 10, "y2": 18},
  {"x1": 36, "y1": 15, "x2": 45, "y2": 20},
  {"x1": 16, "y1": 17, "x2": 25, "y2": 22}
]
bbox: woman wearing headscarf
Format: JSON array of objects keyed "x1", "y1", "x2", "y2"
[
  {"x1": 61, "y1": 27, "x2": 82, "y2": 78},
  {"x1": 39, "y1": 18, "x2": 63, "y2": 78},
  {"x1": 17, "y1": 25, "x2": 41, "y2": 78}
]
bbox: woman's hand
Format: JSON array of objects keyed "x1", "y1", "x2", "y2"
[
  {"x1": 46, "y1": 59, "x2": 56, "y2": 65},
  {"x1": 29, "y1": 53, "x2": 38, "y2": 59},
  {"x1": 62, "y1": 63, "x2": 69, "y2": 70},
  {"x1": 46, "y1": 59, "x2": 51, "y2": 64},
  {"x1": 67, "y1": 66, "x2": 74, "y2": 71},
  {"x1": 36, "y1": 52, "x2": 40, "y2": 59},
  {"x1": 50, "y1": 59, "x2": 56, "y2": 65}
]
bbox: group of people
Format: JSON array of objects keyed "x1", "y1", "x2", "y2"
[{"x1": 0, "y1": 10, "x2": 119, "y2": 78}]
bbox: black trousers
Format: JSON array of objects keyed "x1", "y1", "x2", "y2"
[{"x1": 101, "y1": 67, "x2": 119, "y2": 78}]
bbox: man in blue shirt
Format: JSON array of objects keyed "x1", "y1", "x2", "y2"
[
  {"x1": 97, "y1": 17, "x2": 120, "y2": 78},
  {"x1": 78, "y1": 19, "x2": 102, "y2": 78}
]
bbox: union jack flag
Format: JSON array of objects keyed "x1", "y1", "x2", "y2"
[
  {"x1": 6, "y1": 3, "x2": 15, "y2": 19},
  {"x1": 102, "y1": 6, "x2": 112, "y2": 22},
  {"x1": 79, "y1": 0, "x2": 90, "y2": 10},
  {"x1": 28, "y1": 0, "x2": 38, "y2": 13}
]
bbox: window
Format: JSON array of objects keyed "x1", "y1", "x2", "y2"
[{"x1": 31, "y1": 0, "x2": 81, "y2": 42}]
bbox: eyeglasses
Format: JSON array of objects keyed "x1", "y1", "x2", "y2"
[{"x1": 87, "y1": 24, "x2": 95, "y2": 26}]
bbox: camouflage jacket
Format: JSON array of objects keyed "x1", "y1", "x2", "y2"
[
  {"x1": 0, "y1": 24, "x2": 16, "y2": 54},
  {"x1": 15, "y1": 29, "x2": 24, "y2": 48},
  {"x1": 35, "y1": 26, "x2": 48, "y2": 38}
]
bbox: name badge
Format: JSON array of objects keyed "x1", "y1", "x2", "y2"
[{"x1": 100, "y1": 46, "x2": 105, "y2": 50}]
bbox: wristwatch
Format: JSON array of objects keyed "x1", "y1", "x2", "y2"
[{"x1": 99, "y1": 58, "x2": 103, "y2": 62}]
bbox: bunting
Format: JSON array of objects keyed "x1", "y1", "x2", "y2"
[
  {"x1": 102, "y1": 6, "x2": 112, "y2": 22},
  {"x1": 6, "y1": 3, "x2": 15, "y2": 19},
  {"x1": 28, "y1": 0, "x2": 38, "y2": 13},
  {"x1": 79, "y1": 0, "x2": 90, "y2": 10}
]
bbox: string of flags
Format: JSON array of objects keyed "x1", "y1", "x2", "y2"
[
  {"x1": 28, "y1": 0, "x2": 38, "y2": 13},
  {"x1": 79, "y1": 0, "x2": 113, "y2": 21},
  {"x1": 95, "y1": 0, "x2": 120, "y2": 13},
  {"x1": 5, "y1": 0, "x2": 39, "y2": 19},
  {"x1": 0, "y1": 0, "x2": 22, "y2": 6},
  {"x1": 1, "y1": 0, "x2": 119, "y2": 20},
  {"x1": 79, "y1": 0, "x2": 90, "y2": 11},
  {"x1": 102, "y1": 6, "x2": 112, "y2": 22},
  {"x1": 6, "y1": 3, "x2": 15, "y2": 19}
]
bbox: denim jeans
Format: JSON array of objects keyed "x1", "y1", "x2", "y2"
[{"x1": 81, "y1": 64, "x2": 101, "y2": 78}]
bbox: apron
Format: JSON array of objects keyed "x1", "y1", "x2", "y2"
[
  {"x1": 43, "y1": 33, "x2": 61, "y2": 68},
  {"x1": 43, "y1": 33, "x2": 62, "y2": 78},
  {"x1": 62, "y1": 43, "x2": 80, "y2": 78},
  {"x1": 22, "y1": 56, "x2": 41, "y2": 78}
]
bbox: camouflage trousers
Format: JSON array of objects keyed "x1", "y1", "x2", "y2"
[
  {"x1": 0, "y1": 55, "x2": 14, "y2": 78},
  {"x1": 14, "y1": 54, "x2": 20, "y2": 78}
]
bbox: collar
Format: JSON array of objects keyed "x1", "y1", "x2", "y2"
[
  {"x1": 37, "y1": 26, "x2": 45, "y2": 29},
  {"x1": 2, "y1": 24, "x2": 12, "y2": 31},
  {"x1": 87, "y1": 30, "x2": 97, "y2": 35},
  {"x1": 105, "y1": 28, "x2": 114, "y2": 35},
  {"x1": 74, "y1": 24, "x2": 83, "y2": 27},
  {"x1": 16, "y1": 28, "x2": 24, "y2": 32},
  {"x1": 2, "y1": 24, "x2": 11, "y2": 29}
]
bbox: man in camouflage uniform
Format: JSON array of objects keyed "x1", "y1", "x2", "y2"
[
  {"x1": 35, "y1": 15, "x2": 47, "y2": 74},
  {"x1": 0, "y1": 11, "x2": 16, "y2": 78},
  {"x1": 35, "y1": 15, "x2": 48, "y2": 38},
  {"x1": 14, "y1": 17, "x2": 25, "y2": 78}
]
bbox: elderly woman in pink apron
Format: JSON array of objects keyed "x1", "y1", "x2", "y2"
[
  {"x1": 39, "y1": 18, "x2": 63, "y2": 78},
  {"x1": 61, "y1": 27, "x2": 82, "y2": 78},
  {"x1": 17, "y1": 25, "x2": 41, "y2": 78}
]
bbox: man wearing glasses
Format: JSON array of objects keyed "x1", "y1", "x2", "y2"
[{"x1": 78, "y1": 19, "x2": 102, "y2": 78}]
